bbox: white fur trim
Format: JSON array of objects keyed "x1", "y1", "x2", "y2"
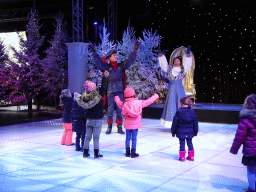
[{"x1": 172, "y1": 66, "x2": 182, "y2": 77}]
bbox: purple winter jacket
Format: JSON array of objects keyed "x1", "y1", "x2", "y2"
[{"x1": 230, "y1": 109, "x2": 256, "y2": 156}]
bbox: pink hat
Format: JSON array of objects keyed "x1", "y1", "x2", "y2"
[
  {"x1": 124, "y1": 87, "x2": 135, "y2": 98},
  {"x1": 83, "y1": 81, "x2": 96, "y2": 93}
]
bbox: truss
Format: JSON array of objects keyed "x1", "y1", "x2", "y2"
[
  {"x1": 72, "y1": 0, "x2": 84, "y2": 42},
  {"x1": 107, "y1": 0, "x2": 117, "y2": 42}
]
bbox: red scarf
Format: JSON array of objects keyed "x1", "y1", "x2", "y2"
[
  {"x1": 102, "y1": 56, "x2": 117, "y2": 70},
  {"x1": 111, "y1": 61, "x2": 117, "y2": 70}
]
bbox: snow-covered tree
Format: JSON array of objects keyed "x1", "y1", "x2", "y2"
[
  {"x1": 95, "y1": 22, "x2": 116, "y2": 58},
  {"x1": 7, "y1": 9, "x2": 45, "y2": 110},
  {"x1": 125, "y1": 29, "x2": 163, "y2": 100},
  {"x1": 138, "y1": 29, "x2": 161, "y2": 69},
  {"x1": 117, "y1": 24, "x2": 137, "y2": 63},
  {"x1": 42, "y1": 14, "x2": 69, "y2": 104},
  {"x1": 87, "y1": 21, "x2": 116, "y2": 88},
  {"x1": 88, "y1": 23, "x2": 167, "y2": 102}
]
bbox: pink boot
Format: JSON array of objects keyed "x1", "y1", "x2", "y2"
[
  {"x1": 179, "y1": 151, "x2": 186, "y2": 162},
  {"x1": 187, "y1": 150, "x2": 195, "y2": 161}
]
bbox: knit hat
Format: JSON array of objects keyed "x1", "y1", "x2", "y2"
[
  {"x1": 105, "y1": 49, "x2": 117, "y2": 60},
  {"x1": 124, "y1": 87, "x2": 135, "y2": 98},
  {"x1": 83, "y1": 81, "x2": 96, "y2": 93}
]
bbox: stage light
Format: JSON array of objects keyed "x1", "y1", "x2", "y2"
[{"x1": 94, "y1": 22, "x2": 98, "y2": 25}]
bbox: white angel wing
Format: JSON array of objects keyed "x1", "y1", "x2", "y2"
[
  {"x1": 158, "y1": 55, "x2": 168, "y2": 73},
  {"x1": 182, "y1": 55, "x2": 193, "y2": 74}
]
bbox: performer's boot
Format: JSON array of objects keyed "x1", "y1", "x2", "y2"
[
  {"x1": 131, "y1": 148, "x2": 139, "y2": 158},
  {"x1": 125, "y1": 147, "x2": 131, "y2": 157},
  {"x1": 83, "y1": 149, "x2": 90, "y2": 158},
  {"x1": 179, "y1": 150, "x2": 186, "y2": 162},
  {"x1": 94, "y1": 149, "x2": 103, "y2": 158},
  {"x1": 106, "y1": 123, "x2": 112, "y2": 134},
  {"x1": 117, "y1": 124, "x2": 125, "y2": 134},
  {"x1": 186, "y1": 150, "x2": 195, "y2": 161}
]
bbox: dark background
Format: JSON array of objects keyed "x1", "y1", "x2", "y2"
[{"x1": 0, "y1": 0, "x2": 255, "y2": 104}]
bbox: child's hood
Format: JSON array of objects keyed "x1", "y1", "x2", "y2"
[
  {"x1": 176, "y1": 108, "x2": 195, "y2": 123},
  {"x1": 240, "y1": 109, "x2": 256, "y2": 119},
  {"x1": 122, "y1": 97, "x2": 142, "y2": 117},
  {"x1": 77, "y1": 90, "x2": 102, "y2": 109}
]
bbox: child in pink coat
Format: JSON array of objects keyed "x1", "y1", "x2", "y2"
[{"x1": 115, "y1": 87, "x2": 159, "y2": 158}]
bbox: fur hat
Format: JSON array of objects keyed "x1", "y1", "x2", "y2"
[
  {"x1": 83, "y1": 81, "x2": 96, "y2": 93},
  {"x1": 105, "y1": 49, "x2": 117, "y2": 60},
  {"x1": 124, "y1": 87, "x2": 135, "y2": 98}
]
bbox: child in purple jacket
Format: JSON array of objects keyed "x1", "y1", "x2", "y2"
[
  {"x1": 115, "y1": 87, "x2": 159, "y2": 158},
  {"x1": 230, "y1": 94, "x2": 256, "y2": 192}
]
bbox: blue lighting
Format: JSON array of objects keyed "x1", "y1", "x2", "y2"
[{"x1": 94, "y1": 22, "x2": 98, "y2": 25}]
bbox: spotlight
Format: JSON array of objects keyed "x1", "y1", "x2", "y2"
[{"x1": 94, "y1": 22, "x2": 98, "y2": 25}]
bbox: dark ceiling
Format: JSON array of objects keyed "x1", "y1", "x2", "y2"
[
  {"x1": 0, "y1": 0, "x2": 108, "y2": 42},
  {"x1": 0, "y1": 0, "x2": 146, "y2": 41},
  {"x1": 0, "y1": 0, "x2": 102, "y2": 23}
]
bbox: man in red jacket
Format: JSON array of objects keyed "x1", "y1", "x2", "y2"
[{"x1": 89, "y1": 42, "x2": 140, "y2": 134}]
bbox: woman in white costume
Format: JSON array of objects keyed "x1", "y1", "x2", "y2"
[{"x1": 160, "y1": 46, "x2": 193, "y2": 128}]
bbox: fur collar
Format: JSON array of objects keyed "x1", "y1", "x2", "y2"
[
  {"x1": 240, "y1": 109, "x2": 256, "y2": 118},
  {"x1": 76, "y1": 90, "x2": 102, "y2": 109}
]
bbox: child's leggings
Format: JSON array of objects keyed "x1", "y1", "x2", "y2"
[
  {"x1": 247, "y1": 165, "x2": 256, "y2": 191},
  {"x1": 179, "y1": 138, "x2": 194, "y2": 151}
]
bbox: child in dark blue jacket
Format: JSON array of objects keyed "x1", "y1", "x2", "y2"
[
  {"x1": 71, "y1": 92, "x2": 87, "y2": 151},
  {"x1": 171, "y1": 97, "x2": 198, "y2": 161}
]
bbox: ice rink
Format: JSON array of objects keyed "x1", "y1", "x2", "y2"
[{"x1": 0, "y1": 116, "x2": 248, "y2": 192}]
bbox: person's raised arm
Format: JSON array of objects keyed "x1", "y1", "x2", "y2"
[{"x1": 88, "y1": 44, "x2": 108, "y2": 71}]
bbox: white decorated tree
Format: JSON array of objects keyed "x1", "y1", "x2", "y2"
[
  {"x1": 88, "y1": 23, "x2": 167, "y2": 102},
  {"x1": 125, "y1": 29, "x2": 165, "y2": 100},
  {"x1": 87, "y1": 21, "x2": 116, "y2": 88},
  {"x1": 117, "y1": 24, "x2": 137, "y2": 63}
]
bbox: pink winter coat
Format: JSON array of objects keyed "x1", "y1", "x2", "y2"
[{"x1": 114, "y1": 94, "x2": 159, "y2": 130}]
